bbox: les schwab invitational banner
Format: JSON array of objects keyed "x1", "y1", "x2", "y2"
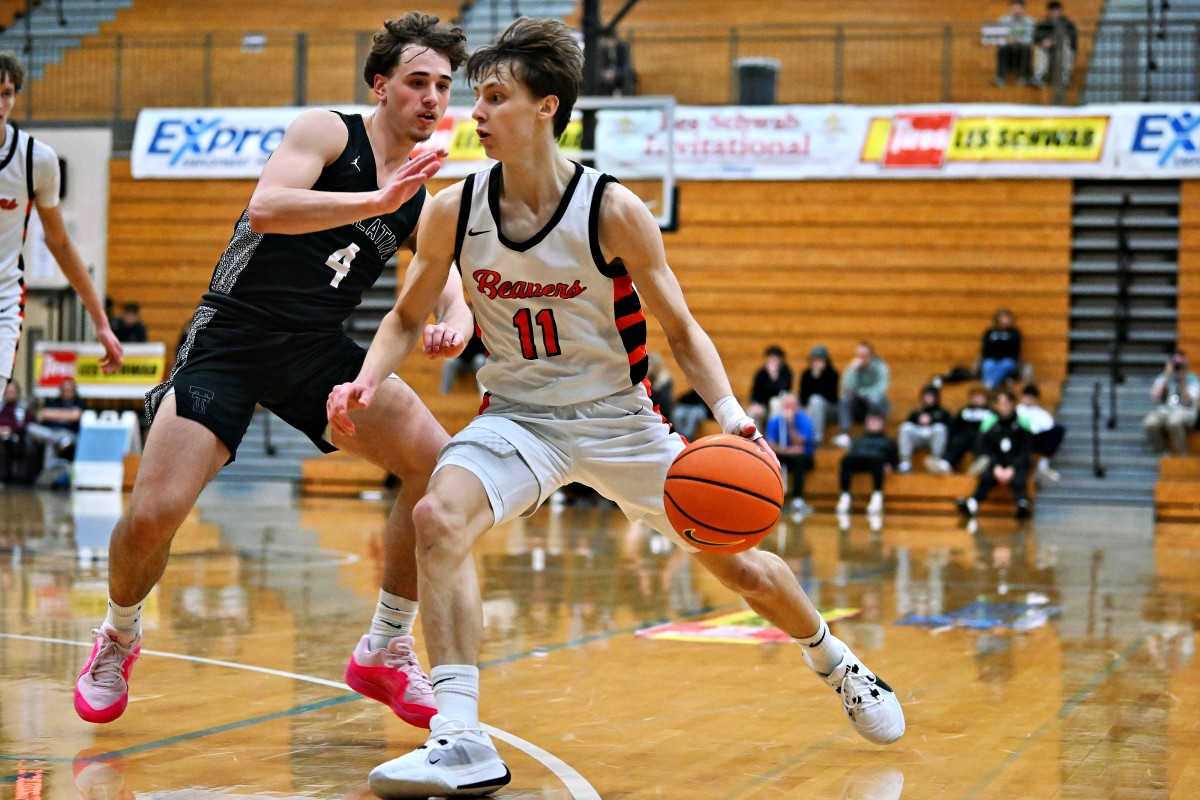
[{"x1": 131, "y1": 103, "x2": 1200, "y2": 181}]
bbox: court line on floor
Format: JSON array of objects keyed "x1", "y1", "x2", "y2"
[
  {"x1": 0, "y1": 632, "x2": 600, "y2": 799},
  {"x1": 958, "y1": 634, "x2": 1147, "y2": 800}
]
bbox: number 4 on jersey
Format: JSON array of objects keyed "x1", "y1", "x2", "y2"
[{"x1": 325, "y1": 243, "x2": 360, "y2": 288}]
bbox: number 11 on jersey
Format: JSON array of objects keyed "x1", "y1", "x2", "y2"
[{"x1": 513, "y1": 308, "x2": 561, "y2": 360}]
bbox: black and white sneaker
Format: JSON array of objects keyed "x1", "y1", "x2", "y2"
[
  {"x1": 813, "y1": 649, "x2": 905, "y2": 745},
  {"x1": 369, "y1": 714, "x2": 512, "y2": 799}
]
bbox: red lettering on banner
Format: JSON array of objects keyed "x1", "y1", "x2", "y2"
[
  {"x1": 38, "y1": 350, "x2": 77, "y2": 388},
  {"x1": 473, "y1": 269, "x2": 587, "y2": 300},
  {"x1": 882, "y1": 113, "x2": 954, "y2": 168}
]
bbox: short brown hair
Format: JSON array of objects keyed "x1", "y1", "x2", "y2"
[
  {"x1": 467, "y1": 17, "x2": 582, "y2": 138},
  {"x1": 0, "y1": 51, "x2": 25, "y2": 92},
  {"x1": 362, "y1": 13, "x2": 468, "y2": 87}
]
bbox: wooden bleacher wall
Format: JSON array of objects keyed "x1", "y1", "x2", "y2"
[
  {"x1": 584, "y1": 0, "x2": 1105, "y2": 106},
  {"x1": 107, "y1": 166, "x2": 1072, "y2": 440},
  {"x1": 27, "y1": 0, "x2": 460, "y2": 119}
]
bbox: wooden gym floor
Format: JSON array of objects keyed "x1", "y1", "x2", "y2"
[{"x1": 1, "y1": 481, "x2": 1197, "y2": 800}]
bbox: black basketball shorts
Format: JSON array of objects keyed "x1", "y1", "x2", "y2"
[{"x1": 145, "y1": 307, "x2": 366, "y2": 463}]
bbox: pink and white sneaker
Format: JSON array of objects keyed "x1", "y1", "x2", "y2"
[
  {"x1": 345, "y1": 635, "x2": 436, "y2": 728},
  {"x1": 74, "y1": 624, "x2": 141, "y2": 723}
]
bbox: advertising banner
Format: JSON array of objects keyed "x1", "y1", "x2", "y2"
[
  {"x1": 132, "y1": 103, "x2": 1200, "y2": 181},
  {"x1": 34, "y1": 342, "x2": 167, "y2": 399}
]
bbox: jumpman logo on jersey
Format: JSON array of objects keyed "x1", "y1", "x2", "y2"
[{"x1": 350, "y1": 156, "x2": 361, "y2": 172}]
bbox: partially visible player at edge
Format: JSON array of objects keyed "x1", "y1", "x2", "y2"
[
  {"x1": 329, "y1": 17, "x2": 905, "y2": 798},
  {"x1": 0, "y1": 51, "x2": 122, "y2": 400},
  {"x1": 73, "y1": 14, "x2": 471, "y2": 729}
]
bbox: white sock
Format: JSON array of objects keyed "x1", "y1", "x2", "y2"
[
  {"x1": 795, "y1": 618, "x2": 846, "y2": 676},
  {"x1": 430, "y1": 664, "x2": 480, "y2": 729},
  {"x1": 369, "y1": 590, "x2": 418, "y2": 650},
  {"x1": 105, "y1": 599, "x2": 142, "y2": 637}
]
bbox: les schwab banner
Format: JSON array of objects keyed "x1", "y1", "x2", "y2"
[
  {"x1": 34, "y1": 342, "x2": 166, "y2": 399},
  {"x1": 130, "y1": 103, "x2": 1200, "y2": 181}
]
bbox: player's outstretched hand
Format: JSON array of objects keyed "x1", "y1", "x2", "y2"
[
  {"x1": 327, "y1": 381, "x2": 373, "y2": 437},
  {"x1": 378, "y1": 149, "x2": 447, "y2": 212},
  {"x1": 732, "y1": 419, "x2": 780, "y2": 469},
  {"x1": 97, "y1": 329, "x2": 124, "y2": 373},
  {"x1": 423, "y1": 323, "x2": 466, "y2": 360}
]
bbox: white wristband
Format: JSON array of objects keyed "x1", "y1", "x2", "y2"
[{"x1": 712, "y1": 395, "x2": 758, "y2": 437}]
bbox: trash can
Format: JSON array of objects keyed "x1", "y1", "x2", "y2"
[{"x1": 734, "y1": 57, "x2": 780, "y2": 105}]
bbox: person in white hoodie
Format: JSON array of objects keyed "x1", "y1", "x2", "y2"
[{"x1": 1017, "y1": 384, "x2": 1063, "y2": 482}]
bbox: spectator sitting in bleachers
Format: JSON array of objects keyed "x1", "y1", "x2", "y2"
[
  {"x1": 798, "y1": 344, "x2": 838, "y2": 447},
  {"x1": 897, "y1": 384, "x2": 952, "y2": 474},
  {"x1": 25, "y1": 378, "x2": 86, "y2": 483},
  {"x1": 956, "y1": 389, "x2": 1034, "y2": 520},
  {"x1": 836, "y1": 408, "x2": 899, "y2": 517},
  {"x1": 765, "y1": 392, "x2": 815, "y2": 517},
  {"x1": 672, "y1": 388, "x2": 711, "y2": 441},
  {"x1": 978, "y1": 307, "x2": 1023, "y2": 390},
  {"x1": 0, "y1": 379, "x2": 30, "y2": 484},
  {"x1": 747, "y1": 344, "x2": 793, "y2": 432},
  {"x1": 833, "y1": 342, "x2": 890, "y2": 449},
  {"x1": 1031, "y1": 1, "x2": 1077, "y2": 89},
  {"x1": 994, "y1": 0, "x2": 1036, "y2": 87},
  {"x1": 933, "y1": 385, "x2": 994, "y2": 474},
  {"x1": 112, "y1": 302, "x2": 148, "y2": 343},
  {"x1": 1144, "y1": 350, "x2": 1199, "y2": 455},
  {"x1": 1017, "y1": 383, "x2": 1064, "y2": 482}
]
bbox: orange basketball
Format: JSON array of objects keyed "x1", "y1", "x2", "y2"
[{"x1": 664, "y1": 434, "x2": 784, "y2": 553}]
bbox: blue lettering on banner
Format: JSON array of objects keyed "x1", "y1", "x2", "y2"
[
  {"x1": 145, "y1": 116, "x2": 287, "y2": 169},
  {"x1": 1131, "y1": 111, "x2": 1200, "y2": 167}
]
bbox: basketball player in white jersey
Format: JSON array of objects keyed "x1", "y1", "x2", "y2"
[
  {"x1": 0, "y1": 52, "x2": 122, "y2": 399},
  {"x1": 329, "y1": 18, "x2": 905, "y2": 797},
  {"x1": 73, "y1": 16, "x2": 472, "y2": 728}
]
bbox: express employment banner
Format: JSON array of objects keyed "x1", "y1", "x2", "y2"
[{"x1": 131, "y1": 103, "x2": 1200, "y2": 180}]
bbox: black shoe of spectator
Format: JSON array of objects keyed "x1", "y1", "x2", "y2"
[{"x1": 1014, "y1": 501, "x2": 1031, "y2": 521}]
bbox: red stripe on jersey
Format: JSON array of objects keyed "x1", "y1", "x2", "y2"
[
  {"x1": 613, "y1": 275, "x2": 634, "y2": 301},
  {"x1": 615, "y1": 311, "x2": 644, "y2": 331},
  {"x1": 627, "y1": 344, "x2": 647, "y2": 365},
  {"x1": 477, "y1": 393, "x2": 491, "y2": 415}
]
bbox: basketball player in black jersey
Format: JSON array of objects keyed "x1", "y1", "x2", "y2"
[{"x1": 74, "y1": 14, "x2": 472, "y2": 728}]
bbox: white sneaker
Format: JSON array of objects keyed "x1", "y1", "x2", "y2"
[
  {"x1": 368, "y1": 714, "x2": 511, "y2": 799},
  {"x1": 867, "y1": 491, "x2": 884, "y2": 515},
  {"x1": 812, "y1": 649, "x2": 905, "y2": 745},
  {"x1": 867, "y1": 512, "x2": 883, "y2": 532},
  {"x1": 790, "y1": 498, "x2": 812, "y2": 517},
  {"x1": 836, "y1": 492, "x2": 851, "y2": 514},
  {"x1": 966, "y1": 456, "x2": 989, "y2": 477},
  {"x1": 1037, "y1": 460, "x2": 1060, "y2": 482},
  {"x1": 897, "y1": 461, "x2": 911, "y2": 474},
  {"x1": 923, "y1": 455, "x2": 952, "y2": 476},
  {"x1": 832, "y1": 433, "x2": 852, "y2": 450}
]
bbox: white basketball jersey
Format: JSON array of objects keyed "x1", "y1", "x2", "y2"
[
  {"x1": 0, "y1": 125, "x2": 59, "y2": 322},
  {"x1": 455, "y1": 162, "x2": 649, "y2": 406}
]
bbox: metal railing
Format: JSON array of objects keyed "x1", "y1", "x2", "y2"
[{"x1": 4, "y1": 18, "x2": 1199, "y2": 124}]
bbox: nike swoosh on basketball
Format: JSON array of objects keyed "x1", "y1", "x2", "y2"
[{"x1": 467, "y1": 228, "x2": 492, "y2": 236}]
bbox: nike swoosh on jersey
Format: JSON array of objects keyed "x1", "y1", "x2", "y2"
[{"x1": 467, "y1": 228, "x2": 492, "y2": 236}]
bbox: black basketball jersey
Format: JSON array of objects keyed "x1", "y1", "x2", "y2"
[{"x1": 201, "y1": 111, "x2": 425, "y2": 331}]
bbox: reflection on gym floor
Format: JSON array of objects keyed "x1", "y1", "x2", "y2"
[{"x1": 1, "y1": 482, "x2": 1195, "y2": 800}]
